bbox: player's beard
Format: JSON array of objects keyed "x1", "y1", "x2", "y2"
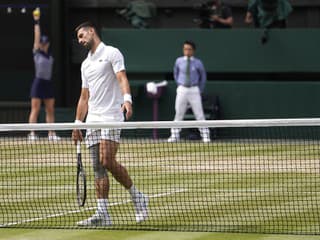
[{"x1": 84, "y1": 39, "x2": 94, "y2": 50}]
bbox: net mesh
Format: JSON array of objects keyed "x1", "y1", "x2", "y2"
[{"x1": 0, "y1": 119, "x2": 320, "y2": 234}]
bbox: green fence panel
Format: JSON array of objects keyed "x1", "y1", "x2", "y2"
[{"x1": 102, "y1": 29, "x2": 320, "y2": 73}]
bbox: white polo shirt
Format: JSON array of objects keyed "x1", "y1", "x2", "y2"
[{"x1": 81, "y1": 42, "x2": 125, "y2": 122}]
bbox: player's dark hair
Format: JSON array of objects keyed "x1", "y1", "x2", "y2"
[
  {"x1": 184, "y1": 40, "x2": 196, "y2": 50},
  {"x1": 75, "y1": 21, "x2": 100, "y2": 36}
]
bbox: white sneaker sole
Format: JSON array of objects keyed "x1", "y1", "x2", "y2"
[{"x1": 77, "y1": 217, "x2": 112, "y2": 227}]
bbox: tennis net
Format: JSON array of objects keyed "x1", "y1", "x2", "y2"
[{"x1": 0, "y1": 118, "x2": 320, "y2": 234}]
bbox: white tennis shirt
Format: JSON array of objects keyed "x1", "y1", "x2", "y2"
[{"x1": 81, "y1": 42, "x2": 125, "y2": 122}]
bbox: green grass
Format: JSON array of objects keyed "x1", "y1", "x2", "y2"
[
  {"x1": 0, "y1": 137, "x2": 320, "y2": 239},
  {"x1": 1, "y1": 229, "x2": 320, "y2": 240}
]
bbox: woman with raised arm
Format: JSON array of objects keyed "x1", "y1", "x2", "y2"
[{"x1": 28, "y1": 8, "x2": 60, "y2": 141}]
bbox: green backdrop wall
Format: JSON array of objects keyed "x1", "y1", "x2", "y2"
[
  {"x1": 102, "y1": 29, "x2": 320, "y2": 73},
  {"x1": 129, "y1": 80, "x2": 320, "y2": 121}
]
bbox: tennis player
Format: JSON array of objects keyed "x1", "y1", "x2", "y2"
[
  {"x1": 72, "y1": 21, "x2": 148, "y2": 226},
  {"x1": 28, "y1": 8, "x2": 60, "y2": 141}
]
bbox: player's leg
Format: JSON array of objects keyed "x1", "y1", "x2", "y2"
[
  {"x1": 43, "y1": 98, "x2": 60, "y2": 141},
  {"x1": 100, "y1": 130, "x2": 148, "y2": 223},
  {"x1": 28, "y1": 98, "x2": 41, "y2": 140},
  {"x1": 168, "y1": 86, "x2": 189, "y2": 142},
  {"x1": 188, "y1": 87, "x2": 210, "y2": 142},
  {"x1": 77, "y1": 143, "x2": 112, "y2": 226},
  {"x1": 100, "y1": 139, "x2": 132, "y2": 188}
]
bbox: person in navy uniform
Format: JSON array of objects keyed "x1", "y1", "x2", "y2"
[{"x1": 28, "y1": 8, "x2": 60, "y2": 141}]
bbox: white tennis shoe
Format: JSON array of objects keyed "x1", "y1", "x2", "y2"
[
  {"x1": 77, "y1": 212, "x2": 112, "y2": 227},
  {"x1": 27, "y1": 134, "x2": 39, "y2": 141},
  {"x1": 167, "y1": 136, "x2": 179, "y2": 143},
  {"x1": 202, "y1": 137, "x2": 211, "y2": 143},
  {"x1": 48, "y1": 135, "x2": 61, "y2": 142},
  {"x1": 133, "y1": 193, "x2": 149, "y2": 223}
]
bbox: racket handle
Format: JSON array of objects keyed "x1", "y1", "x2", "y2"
[{"x1": 77, "y1": 141, "x2": 81, "y2": 154}]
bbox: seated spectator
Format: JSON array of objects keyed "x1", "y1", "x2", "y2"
[
  {"x1": 117, "y1": 0, "x2": 157, "y2": 28},
  {"x1": 245, "y1": 0, "x2": 292, "y2": 28}
]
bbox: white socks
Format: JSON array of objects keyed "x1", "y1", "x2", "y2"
[
  {"x1": 128, "y1": 185, "x2": 141, "y2": 199},
  {"x1": 96, "y1": 186, "x2": 140, "y2": 215},
  {"x1": 97, "y1": 199, "x2": 108, "y2": 216}
]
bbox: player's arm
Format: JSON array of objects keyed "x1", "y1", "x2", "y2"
[
  {"x1": 33, "y1": 9, "x2": 41, "y2": 51},
  {"x1": 116, "y1": 70, "x2": 133, "y2": 120},
  {"x1": 72, "y1": 88, "x2": 89, "y2": 143},
  {"x1": 75, "y1": 88, "x2": 89, "y2": 121}
]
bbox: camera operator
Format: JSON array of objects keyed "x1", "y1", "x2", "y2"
[
  {"x1": 245, "y1": 0, "x2": 292, "y2": 28},
  {"x1": 194, "y1": 0, "x2": 233, "y2": 29},
  {"x1": 208, "y1": 0, "x2": 233, "y2": 29}
]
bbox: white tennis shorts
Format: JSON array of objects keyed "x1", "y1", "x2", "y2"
[
  {"x1": 84, "y1": 112, "x2": 124, "y2": 147},
  {"x1": 85, "y1": 128, "x2": 121, "y2": 147}
]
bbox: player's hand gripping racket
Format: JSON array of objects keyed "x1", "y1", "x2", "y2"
[{"x1": 76, "y1": 141, "x2": 87, "y2": 207}]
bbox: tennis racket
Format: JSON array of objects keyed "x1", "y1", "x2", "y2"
[{"x1": 76, "y1": 141, "x2": 87, "y2": 207}]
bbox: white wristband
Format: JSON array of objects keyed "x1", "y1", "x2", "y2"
[
  {"x1": 74, "y1": 120, "x2": 83, "y2": 124},
  {"x1": 123, "y1": 93, "x2": 132, "y2": 104}
]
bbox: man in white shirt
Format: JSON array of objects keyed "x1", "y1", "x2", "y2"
[{"x1": 72, "y1": 21, "x2": 148, "y2": 226}]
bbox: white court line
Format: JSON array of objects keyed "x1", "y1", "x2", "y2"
[{"x1": 0, "y1": 188, "x2": 187, "y2": 227}]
